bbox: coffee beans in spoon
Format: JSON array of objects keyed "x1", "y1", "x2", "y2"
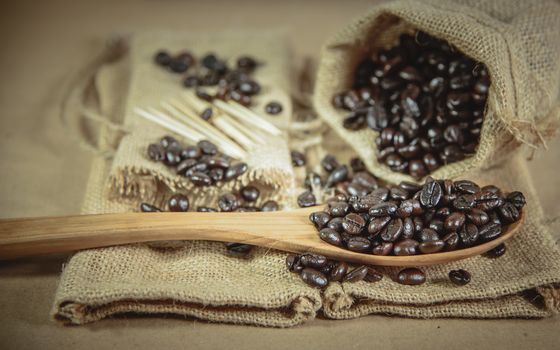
[
  {"x1": 332, "y1": 31, "x2": 490, "y2": 178},
  {"x1": 310, "y1": 176, "x2": 525, "y2": 256},
  {"x1": 147, "y1": 136, "x2": 248, "y2": 187}
]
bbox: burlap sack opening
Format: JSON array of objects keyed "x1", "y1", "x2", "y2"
[
  {"x1": 108, "y1": 31, "x2": 295, "y2": 207},
  {"x1": 313, "y1": 0, "x2": 560, "y2": 184}
]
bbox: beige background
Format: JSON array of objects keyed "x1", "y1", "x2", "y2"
[{"x1": 0, "y1": 0, "x2": 559, "y2": 349}]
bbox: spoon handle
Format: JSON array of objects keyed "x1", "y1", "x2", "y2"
[{"x1": 0, "y1": 209, "x2": 318, "y2": 259}]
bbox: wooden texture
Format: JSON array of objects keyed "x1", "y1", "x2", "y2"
[{"x1": 0, "y1": 207, "x2": 524, "y2": 266}]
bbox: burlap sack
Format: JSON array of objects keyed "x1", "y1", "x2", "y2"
[
  {"x1": 313, "y1": 0, "x2": 560, "y2": 184},
  {"x1": 108, "y1": 31, "x2": 295, "y2": 208},
  {"x1": 52, "y1": 31, "x2": 559, "y2": 327}
]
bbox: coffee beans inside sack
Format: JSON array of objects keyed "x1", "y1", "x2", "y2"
[{"x1": 314, "y1": 0, "x2": 560, "y2": 184}]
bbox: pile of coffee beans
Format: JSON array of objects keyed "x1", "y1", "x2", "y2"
[
  {"x1": 296, "y1": 154, "x2": 379, "y2": 208},
  {"x1": 310, "y1": 177, "x2": 525, "y2": 256},
  {"x1": 147, "y1": 136, "x2": 248, "y2": 187},
  {"x1": 140, "y1": 187, "x2": 280, "y2": 257},
  {"x1": 154, "y1": 50, "x2": 262, "y2": 107},
  {"x1": 286, "y1": 253, "x2": 383, "y2": 288},
  {"x1": 332, "y1": 31, "x2": 490, "y2": 178}
]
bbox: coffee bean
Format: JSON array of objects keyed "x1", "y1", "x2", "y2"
[
  {"x1": 168, "y1": 194, "x2": 189, "y2": 212},
  {"x1": 478, "y1": 222, "x2": 502, "y2": 242},
  {"x1": 327, "y1": 217, "x2": 344, "y2": 232},
  {"x1": 449, "y1": 269, "x2": 471, "y2": 286},
  {"x1": 444, "y1": 212, "x2": 465, "y2": 232},
  {"x1": 506, "y1": 191, "x2": 526, "y2": 210},
  {"x1": 474, "y1": 191, "x2": 504, "y2": 211},
  {"x1": 453, "y1": 194, "x2": 476, "y2": 211},
  {"x1": 197, "y1": 140, "x2": 218, "y2": 155},
  {"x1": 419, "y1": 240, "x2": 445, "y2": 254},
  {"x1": 265, "y1": 101, "x2": 283, "y2": 115},
  {"x1": 364, "y1": 267, "x2": 384, "y2": 282},
  {"x1": 310, "y1": 212, "x2": 331, "y2": 230},
  {"x1": 190, "y1": 172, "x2": 212, "y2": 186},
  {"x1": 155, "y1": 51, "x2": 172, "y2": 66},
  {"x1": 418, "y1": 228, "x2": 439, "y2": 242},
  {"x1": 325, "y1": 165, "x2": 349, "y2": 188},
  {"x1": 197, "y1": 206, "x2": 218, "y2": 212},
  {"x1": 261, "y1": 200, "x2": 279, "y2": 212},
  {"x1": 346, "y1": 236, "x2": 372, "y2": 252},
  {"x1": 140, "y1": 203, "x2": 162, "y2": 212},
  {"x1": 372, "y1": 242, "x2": 393, "y2": 255},
  {"x1": 497, "y1": 202, "x2": 519, "y2": 224},
  {"x1": 300, "y1": 253, "x2": 328, "y2": 268},
  {"x1": 353, "y1": 172, "x2": 378, "y2": 190},
  {"x1": 224, "y1": 162, "x2": 248, "y2": 181},
  {"x1": 200, "y1": 107, "x2": 213, "y2": 121},
  {"x1": 420, "y1": 181, "x2": 442, "y2": 208},
  {"x1": 329, "y1": 262, "x2": 349, "y2": 281},
  {"x1": 225, "y1": 243, "x2": 253, "y2": 257},
  {"x1": 393, "y1": 239, "x2": 419, "y2": 256},
  {"x1": 442, "y1": 232, "x2": 459, "y2": 250},
  {"x1": 218, "y1": 193, "x2": 241, "y2": 212},
  {"x1": 319, "y1": 228, "x2": 343, "y2": 247},
  {"x1": 301, "y1": 268, "x2": 329, "y2": 288},
  {"x1": 369, "y1": 202, "x2": 398, "y2": 217},
  {"x1": 342, "y1": 265, "x2": 369, "y2": 283},
  {"x1": 297, "y1": 191, "x2": 316, "y2": 208},
  {"x1": 342, "y1": 213, "x2": 366, "y2": 235},
  {"x1": 329, "y1": 201, "x2": 350, "y2": 217},
  {"x1": 350, "y1": 157, "x2": 366, "y2": 172},
  {"x1": 291, "y1": 150, "x2": 306, "y2": 167},
  {"x1": 235, "y1": 186, "x2": 259, "y2": 203},
  {"x1": 321, "y1": 155, "x2": 340, "y2": 173},
  {"x1": 368, "y1": 216, "x2": 391, "y2": 235},
  {"x1": 459, "y1": 223, "x2": 479, "y2": 246},
  {"x1": 397, "y1": 268, "x2": 426, "y2": 285},
  {"x1": 466, "y1": 208, "x2": 490, "y2": 226},
  {"x1": 286, "y1": 254, "x2": 303, "y2": 272},
  {"x1": 483, "y1": 243, "x2": 506, "y2": 258},
  {"x1": 380, "y1": 218, "x2": 404, "y2": 242},
  {"x1": 454, "y1": 180, "x2": 480, "y2": 194}
]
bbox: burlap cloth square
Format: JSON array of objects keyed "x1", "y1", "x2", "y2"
[{"x1": 52, "y1": 31, "x2": 560, "y2": 327}]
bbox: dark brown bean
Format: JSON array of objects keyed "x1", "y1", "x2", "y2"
[
  {"x1": 397, "y1": 268, "x2": 426, "y2": 285},
  {"x1": 393, "y1": 239, "x2": 419, "y2": 256},
  {"x1": 301, "y1": 268, "x2": 329, "y2": 288},
  {"x1": 343, "y1": 265, "x2": 369, "y2": 282},
  {"x1": 449, "y1": 269, "x2": 471, "y2": 286},
  {"x1": 168, "y1": 194, "x2": 189, "y2": 212},
  {"x1": 329, "y1": 262, "x2": 349, "y2": 282}
]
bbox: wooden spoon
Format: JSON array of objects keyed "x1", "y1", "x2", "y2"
[{"x1": 0, "y1": 207, "x2": 524, "y2": 266}]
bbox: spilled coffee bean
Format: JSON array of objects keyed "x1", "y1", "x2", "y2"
[{"x1": 449, "y1": 269, "x2": 471, "y2": 286}]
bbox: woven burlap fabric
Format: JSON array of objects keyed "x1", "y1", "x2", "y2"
[
  {"x1": 313, "y1": 0, "x2": 560, "y2": 185},
  {"x1": 108, "y1": 31, "x2": 295, "y2": 207}
]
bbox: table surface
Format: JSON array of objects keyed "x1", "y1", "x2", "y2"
[{"x1": 1, "y1": 1, "x2": 559, "y2": 349}]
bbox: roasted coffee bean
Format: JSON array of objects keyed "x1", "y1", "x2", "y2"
[
  {"x1": 155, "y1": 51, "x2": 172, "y2": 66},
  {"x1": 419, "y1": 239, "x2": 445, "y2": 254},
  {"x1": 498, "y1": 202, "x2": 519, "y2": 224},
  {"x1": 310, "y1": 212, "x2": 331, "y2": 230},
  {"x1": 342, "y1": 213, "x2": 366, "y2": 235},
  {"x1": 176, "y1": 159, "x2": 197, "y2": 175},
  {"x1": 197, "y1": 206, "x2": 218, "y2": 212},
  {"x1": 218, "y1": 193, "x2": 241, "y2": 212},
  {"x1": 181, "y1": 145, "x2": 201, "y2": 159},
  {"x1": 368, "y1": 216, "x2": 391, "y2": 235},
  {"x1": 346, "y1": 236, "x2": 372, "y2": 252},
  {"x1": 372, "y1": 242, "x2": 393, "y2": 255},
  {"x1": 474, "y1": 191, "x2": 504, "y2": 211},
  {"x1": 380, "y1": 218, "x2": 404, "y2": 242},
  {"x1": 300, "y1": 253, "x2": 328, "y2": 268},
  {"x1": 327, "y1": 217, "x2": 344, "y2": 232},
  {"x1": 397, "y1": 268, "x2": 426, "y2": 285},
  {"x1": 350, "y1": 157, "x2": 366, "y2": 172},
  {"x1": 147, "y1": 143, "x2": 166, "y2": 161},
  {"x1": 449, "y1": 269, "x2": 471, "y2": 286},
  {"x1": 343, "y1": 265, "x2": 369, "y2": 282},
  {"x1": 479, "y1": 222, "x2": 502, "y2": 242},
  {"x1": 239, "y1": 185, "x2": 260, "y2": 202},
  {"x1": 329, "y1": 262, "x2": 349, "y2": 282},
  {"x1": 286, "y1": 254, "x2": 303, "y2": 272},
  {"x1": 197, "y1": 140, "x2": 218, "y2": 155},
  {"x1": 140, "y1": 203, "x2": 162, "y2": 212},
  {"x1": 353, "y1": 172, "x2": 378, "y2": 190},
  {"x1": 466, "y1": 208, "x2": 490, "y2": 226},
  {"x1": 261, "y1": 200, "x2": 279, "y2": 212},
  {"x1": 444, "y1": 212, "x2": 466, "y2": 232},
  {"x1": 265, "y1": 101, "x2": 283, "y2": 115},
  {"x1": 364, "y1": 267, "x2": 384, "y2": 282},
  {"x1": 224, "y1": 162, "x2": 248, "y2": 181},
  {"x1": 321, "y1": 155, "x2": 340, "y2": 173},
  {"x1": 420, "y1": 181, "x2": 442, "y2": 208},
  {"x1": 506, "y1": 191, "x2": 526, "y2": 210},
  {"x1": 301, "y1": 268, "x2": 329, "y2": 288},
  {"x1": 297, "y1": 191, "x2": 316, "y2": 208},
  {"x1": 453, "y1": 194, "x2": 476, "y2": 211},
  {"x1": 393, "y1": 239, "x2": 419, "y2": 256},
  {"x1": 459, "y1": 223, "x2": 479, "y2": 246},
  {"x1": 418, "y1": 228, "x2": 439, "y2": 242},
  {"x1": 325, "y1": 165, "x2": 349, "y2": 188},
  {"x1": 369, "y1": 202, "x2": 398, "y2": 217},
  {"x1": 398, "y1": 199, "x2": 423, "y2": 217},
  {"x1": 291, "y1": 150, "x2": 306, "y2": 167},
  {"x1": 190, "y1": 172, "x2": 212, "y2": 186},
  {"x1": 402, "y1": 217, "x2": 415, "y2": 239},
  {"x1": 428, "y1": 218, "x2": 444, "y2": 233},
  {"x1": 483, "y1": 243, "x2": 506, "y2": 258},
  {"x1": 329, "y1": 201, "x2": 350, "y2": 217},
  {"x1": 304, "y1": 172, "x2": 323, "y2": 190},
  {"x1": 200, "y1": 107, "x2": 213, "y2": 121},
  {"x1": 319, "y1": 228, "x2": 343, "y2": 247},
  {"x1": 454, "y1": 180, "x2": 480, "y2": 194},
  {"x1": 167, "y1": 194, "x2": 189, "y2": 212},
  {"x1": 442, "y1": 232, "x2": 459, "y2": 250},
  {"x1": 225, "y1": 243, "x2": 253, "y2": 257},
  {"x1": 164, "y1": 146, "x2": 182, "y2": 166}
]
